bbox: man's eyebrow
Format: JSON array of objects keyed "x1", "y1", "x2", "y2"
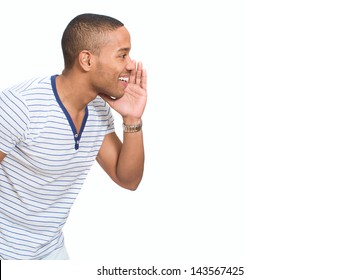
[{"x1": 118, "y1": 48, "x2": 130, "y2": 52}]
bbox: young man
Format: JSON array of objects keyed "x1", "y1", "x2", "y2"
[{"x1": 0, "y1": 13, "x2": 147, "y2": 259}]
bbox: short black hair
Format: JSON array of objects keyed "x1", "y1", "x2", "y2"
[{"x1": 61, "y1": 13, "x2": 124, "y2": 69}]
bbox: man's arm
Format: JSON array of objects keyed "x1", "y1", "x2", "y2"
[
  {"x1": 96, "y1": 128, "x2": 144, "y2": 191},
  {"x1": 97, "y1": 61, "x2": 147, "y2": 191}
]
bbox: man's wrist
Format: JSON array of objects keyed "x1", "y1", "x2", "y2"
[
  {"x1": 122, "y1": 117, "x2": 142, "y2": 125},
  {"x1": 122, "y1": 119, "x2": 142, "y2": 133}
]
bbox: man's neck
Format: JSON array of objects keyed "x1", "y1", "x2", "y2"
[{"x1": 55, "y1": 72, "x2": 97, "y2": 113}]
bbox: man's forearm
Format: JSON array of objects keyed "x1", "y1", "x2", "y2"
[{"x1": 116, "y1": 129, "x2": 144, "y2": 190}]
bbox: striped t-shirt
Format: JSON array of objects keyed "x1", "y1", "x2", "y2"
[{"x1": 0, "y1": 75, "x2": 115, "y2": 259}]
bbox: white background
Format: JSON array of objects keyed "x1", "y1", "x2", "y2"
[{"x1": 1, "y1": 0, "x2": 339, "y2": 279}]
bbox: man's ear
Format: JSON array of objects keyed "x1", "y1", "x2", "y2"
[{"x1": 78, "y1": 50, "x2": 93, "y2": 71}]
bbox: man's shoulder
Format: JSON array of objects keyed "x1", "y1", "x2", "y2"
[
  {"x1": 11, "y1": 76, "x2": 52, "y2": 93},
  {"x1": 2, "y1": 76, "x2": 52, "y2": 97},
  {"x1": 89, "y1": 96, "x2": 112, "y2": 113},
  {"x1": 0, "y1": 76, "x2": 56, "y2": 117},
  {"x1": 87, "y1": 96, "x2": 114, "y2": 124}
]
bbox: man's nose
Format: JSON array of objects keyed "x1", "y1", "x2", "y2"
[{"x1": 126, "y1": 58, "x2": 134, "y2": 70}]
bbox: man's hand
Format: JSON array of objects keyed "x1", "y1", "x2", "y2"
[{"x1": 99, "y1": 61, "x2": 147, "y2": 123}]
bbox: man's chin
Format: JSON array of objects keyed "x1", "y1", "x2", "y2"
[{"x1": 99, "y1": 92, "x2": 123, "y2": 100}]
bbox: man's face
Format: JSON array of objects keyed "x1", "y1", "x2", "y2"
[{"x1": 91, "y1": 26, "x2": 133, "y2": 99}]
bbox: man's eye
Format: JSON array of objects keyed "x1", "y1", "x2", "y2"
[{"x1": 121, "y1": 54, "x2": 127, "y2": 59}]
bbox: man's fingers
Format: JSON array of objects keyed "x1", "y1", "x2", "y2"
[
  {"x1": 129, "y1": 60, "x2": 137, "y2": 84},
  {"x1": 136, "y1": 62, "x2": 142, "y2": 85},
  {"x1": 128, "y1": 61, "x2": 146, "y2": 90},
  {"x1": 141, "y1": 69, "x2": 147, "y2": 90}
]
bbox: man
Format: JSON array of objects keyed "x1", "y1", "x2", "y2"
[{"x1": 0, "y1": 13, "x2": 147, "y2": 259}]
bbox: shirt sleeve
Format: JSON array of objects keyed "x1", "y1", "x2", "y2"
[{"x1": 0, "y1": 89, "x2": 30, "y2": 154}]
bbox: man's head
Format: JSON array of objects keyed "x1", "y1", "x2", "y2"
[
  {"x1": 61, "y1": 13, "x2": 124, "y2": 70},
  {"x1": 61, "y1": 13, "x2": 134, "y2": 98}
]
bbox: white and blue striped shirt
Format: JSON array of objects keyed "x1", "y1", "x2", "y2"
[{"x1": 0, "y1": 75, "x2": 115, "y2": 259}]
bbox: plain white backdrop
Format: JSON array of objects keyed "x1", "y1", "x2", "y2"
[
  {"x1": 1, "y1": 0, "x2": 248, "y2": 278},
  {"x1": 2, "y1": 0, "x2": 339, "y2": 279}
]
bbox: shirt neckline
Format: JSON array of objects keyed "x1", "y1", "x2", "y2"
[{"x1": 51, "y1": 75, "x2": 88, "y2": 150}]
